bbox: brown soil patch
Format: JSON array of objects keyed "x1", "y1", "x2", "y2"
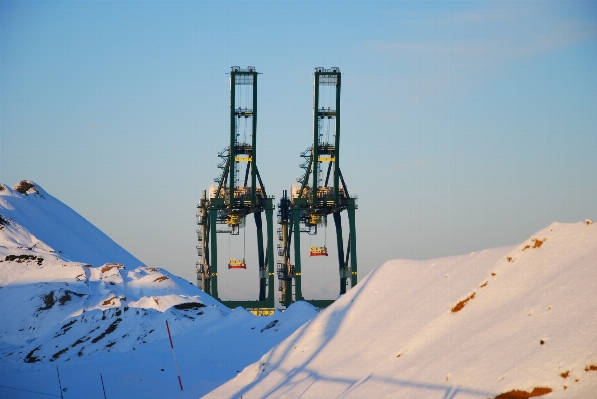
[
  {"x1": 506, "y1": 257, "x2": 513, "y2": 262},
  {"x1": 173, "y1": 302, "x2": 206, "y2": 310},
  {"x1": 25, "y1": 346, "x2": 42, "y2": 363},
  {"x1": 560, "y1": 371, "x2": 569, "y2": 378},
  {"x1": 102, "y1": 297, "x2": 116, "y2": 306},
  {"x1": 585, "y1": 365, "x2": 597, "y2": 371},
  {"x1": 101, "y1": 266, "x2": 115, "y2": 273},
  {"x1": 4, "y1": 254, "x2": 43, "y2": 265},
  {"x1": 587, "y1": 220, "x2": 593, "y2": 225},
  {"x1": 13, "y1": 180, "x2": 39, "y2": 195},
  {"x1": 145, "y1": 267, "x2": 159, "y2": 272},
  {"x1": 52, "y1": 348, "x2": 68, "y2": 359},
  {"x1": 71, "y1": 337, "x2": 90, "y2": 348},
  {"x1": 154, "y1": 276, "x2": 169, "y2": 283},
  {"x1": 494, "y1": 387, "x2": 552, "y2": 399},
  {"x1": 491, "y1": 272, "x2": 496, "y2": 276},
  {"x1": 522, "y1": 245, "x2": 530, "y2": 251},
  {"x1": 532, "y1": 239, "x2": 544, "y2": 248},
  {"x1": 451, "y1": 293, "x2": 476, "y2": 313},
  {"x1": 480, "y1": 281, "x2": 488, "y2": 288},
  {"x1": 91, "y1": 318, "x2": 122, "y2": 344},
  {"x1": 38, "y1": 291, "x2": 56, "y2": 311}
]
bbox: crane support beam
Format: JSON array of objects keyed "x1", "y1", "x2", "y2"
[
  {"x1": 265, "y1": 199, "x2": 275, "y2": 302},
  {"x1": 255, "y1": 211, "x2": 266, "y2": 301},
  {"x1": 333, "y1": 212, "x2": 347, "y2": 295},
  {"x1": 348, "y1": 201, "x2": 357, "y2": 287},
  {"x1": 209, "y1": 203, "x2": 219, "y2": 300},
  {"x1": 334, "y1": 73, "x2": 341, "y2": 205},
  {"x1": 293, "y1": 207, "x2": 304, "y2": 301}
]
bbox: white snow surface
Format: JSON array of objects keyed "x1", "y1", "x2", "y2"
[
  {"x1": 0, "y1": 181, "x2": 143, "y2": 268},
  {"x1": 2, "y1": 181, "x2": 596, "y2": 398},
  {"x1": 206, "y1": 221, "x2": 597, "y2": 399},
  {"x1": 0, "y1": 181, "x2": 318, "y2": 398}
]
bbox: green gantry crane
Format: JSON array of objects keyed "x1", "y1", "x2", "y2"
[
  {"x1": 196, "y1": 66, "x2": 275, "y2": 312},
  {"x1": 277, "y1": 67, "x2": 358, "y2": 308}
]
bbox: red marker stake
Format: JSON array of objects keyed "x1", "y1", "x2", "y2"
[{"x1": 166, "y1": 321, "x2": 183, "y2": 390}]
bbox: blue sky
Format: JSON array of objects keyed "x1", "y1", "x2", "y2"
[{"x1": 1, "y1": 1, "x2": 596, "y2": 300}]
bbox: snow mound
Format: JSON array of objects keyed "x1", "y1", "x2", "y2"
[
  {"x1": 206, "y1": 221, "x2": 597, "y2": 399},
  {"x1": 0, "y1": 181, "x2": 223, "y2": 362},
  {"x1": 0, "y1": 180, "x2": 143, "y2": 267}
]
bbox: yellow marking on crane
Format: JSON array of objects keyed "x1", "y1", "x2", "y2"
[
  {"x1": 227, "y1": 215, "x2": 242, "y2": 225},
  {"x1": 235, "y1": 156, "x2": 252, "y2": 162},
  {"x1": 246, "y1": 308, "x2": 275, "y2": 316},
  {"x1": 309, "y1": 215, "x2": 322, "y2": 225},
  {"x1": 318, "y1": 156, "x2": 335, "y2": 162}
]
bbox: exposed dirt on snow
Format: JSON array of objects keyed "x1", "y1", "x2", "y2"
[
  {"x1": 173, "y1": 302, "x2": 206, "y2": 310},
  {"x1": 494, "y1": 387, "x2": 552, "y2": 398},
  {"x1": 37, "y1": 291, "x2": 56, "y2": 311},
  {"x1": 451, "y1": 292, "x2": 476, "y2": 312},
  {"x1": 3, "y1": 254, "x2": 43, "y2": 265},
  {"x1": 13, "y1": 180, "x2": 39, "y2": 196}
]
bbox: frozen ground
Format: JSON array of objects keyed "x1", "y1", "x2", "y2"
[{"x1": 1, "y1": 181, "x2": 595, "y2": 398}]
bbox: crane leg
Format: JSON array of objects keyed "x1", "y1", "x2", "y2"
[
  {"x1": 265, "y1": 200, "x2": 275, "y2": 303},
  {"x1": 210, "y1": 209, "x2": 219, "y2": 300},
  {"x1": 255, "y1": 212, "x2": 266, "y2": 301},
  {"x1": 333, "y1": 212, "x2": 346, "y2": 295},
  {"x1": 348, "y1": 206, "x2": 357, "y2": 287}
]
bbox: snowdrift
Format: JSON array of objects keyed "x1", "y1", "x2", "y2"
[{"x1": 206, "y1": 221, "x2": 597, "y2": 399}]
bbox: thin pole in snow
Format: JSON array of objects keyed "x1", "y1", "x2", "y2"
[
  {"x1": 166, "y1": 321, "x2": 183, "y2": 390},
  {"x1": 100, "y1": 374, "x2": 107, "y2": 399},
  {"x1": 56, "y1": 365, "x2": 64, "y2": 399}
]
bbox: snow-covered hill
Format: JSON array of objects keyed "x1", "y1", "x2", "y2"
[
  {"x1": 0, "y1": 181, "x2": 318, "y2": 398},
  {"x1": 0, "y1": 180, "x2": 143, "y2": 268},
  {"x1": 207, "y1": 221, "x2": 597, "y2": 399},
  {"x1": 3, "y1": 181, "x2": 596, "y2": 398},
  {"x1": 1, "y1": 181, "x2": 222, "y2": 360}
]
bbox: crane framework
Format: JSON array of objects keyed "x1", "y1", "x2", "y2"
[
  {"x1": 277, "y1": 67, "x2": 358, "y2": 308},
  {"x1": 197, "y1": 66, "x2": 357, "y2": 311},
  {"x1": 196, "y1": 66, "x2": 275, "y2": 311}
]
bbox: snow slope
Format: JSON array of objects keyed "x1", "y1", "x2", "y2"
[
  {"x1": 0, "y1": 181, "x2": 143, "y2": 268},
  {"x1": 0, "y1": 181, "x2": 318, "y2": 398},
  {"x1": 207, "y1": 221, "x2": 597, "y2": 399}
]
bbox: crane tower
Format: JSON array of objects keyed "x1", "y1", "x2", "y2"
[
  {"x1": 277, "y1": 67, "x2": 358, "y2": 308},
  {"x1": 196, "y1": 66, "x2": 275, "y2": 310}
]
